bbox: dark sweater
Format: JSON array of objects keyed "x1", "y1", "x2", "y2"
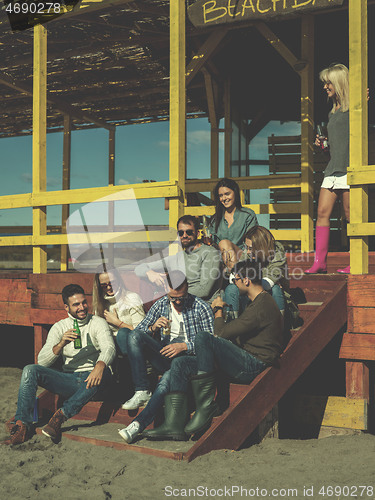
[{"x1": 214, "y1": 291, "x2": 283, "y2": 365}]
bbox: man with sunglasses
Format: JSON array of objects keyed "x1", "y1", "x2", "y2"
[
  {"x1": 142, "y1": 259, "x2": 283, "y2": 441},
  {"x1": 118, "y1": 270, "x2": 214, "y2": 444},
  {"x1": 135, "y1": 215, "x2": 221, "y2": 303}
]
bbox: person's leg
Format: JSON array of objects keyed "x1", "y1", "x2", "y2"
[
  {"x1": 14, "y1": 364, "x2": 80, "y2": 425},
  {"x1": 135, "y1": 370, "x2": 171, "y2": 431},
  {"x1": 305, "y1": 188, "x2": 337, "y2": 274},
  {"x1": 169, "y1": 356, "x2": 198, "y2": 393},
  {"x1": 126, "y1": 329, "x2": 169, "y2": 391},
  {"x1": 224, "y1": 283, "x2": 240, "y2": 317},
  {"x1": 60, "y1": 368, "x2": 112, "y2": 419},
  {"x1": 119, "y1": 370, "x2": 172, "y2": 443},
  {"x1": 195, "y1": 331, "x2": 266, "y2": 384},
  {"x1": 270, "y1": 284, "x2": 285, "y2": 312},
  {"x1": 336, "y1": 189, "x2": 351, "y2": 273},
  {"x1": 115, "y1": 327, "x2": 132, "y2": 355}
]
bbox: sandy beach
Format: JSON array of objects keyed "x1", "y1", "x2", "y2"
[{"x1": 1, "y1": 367, "x2": 375, "y2": 500}]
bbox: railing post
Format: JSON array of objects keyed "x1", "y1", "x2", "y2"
[
  {"x1": 60, "y1": 114, "x2": 71, "y2": 272},
  {"x1": 169, "y1": 0, "x2": 186, "y2": 232},
  {"x1": 108, "y1": 128, "x2": 116, "y2": 266},
  {"x1": 348, "y1": 0, "x2": 369, "y2": 274},
  {"x1": 300, "y1": 15, "x2": 314, "y2": 253},
  {"x1": 32, "y1": 24, "x2": 47, "y2": 274}
]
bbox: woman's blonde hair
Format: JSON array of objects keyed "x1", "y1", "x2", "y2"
[
  {"x1": 92, "y1": 267, "x2": 126, "y2": 318},
  {"x1": 244, "y1": 225, "x2": 276, "y2": 264},
  {"x1": 319, "y1": 63, "x2": 349, "y2": 112}
]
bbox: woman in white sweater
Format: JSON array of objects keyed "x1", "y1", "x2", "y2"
[{"x1": 92, "y1": 267, "x2": 145, "y2": 355}]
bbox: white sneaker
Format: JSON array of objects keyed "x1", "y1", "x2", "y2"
[
  {"x1": 121, "y1": 390, "x2": 152, "y2": 410},
  {"x1": 118, "y1": 421, "x2": 140, "y2": 444}
]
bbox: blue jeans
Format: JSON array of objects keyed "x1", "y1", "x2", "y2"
[
  {"x1": 225, "y1": 282, "x2": 285, "y2": 314},
  {"x1": 169, "y1": 356, "x2": 198, "y2": 392},
  {"x1": 127, "y1": 329, "x2": 171, "y2": 391},
  {"x1": 14, "y1": 364, "x2": 112, "y2": 425},
  {"x1": 135, "y1": 369, "x2": 171, "y2": 431},
  {"x1": 195, "y1": 331, "x2": 266, "y2": 384},
  {"x1": 115, "y1": 327, "x2": 132, "y2": 355}
]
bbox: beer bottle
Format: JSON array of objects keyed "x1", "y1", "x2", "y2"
[
  {"x1": 73, "y1": 319, "x2": 82, "y2": 349},
  {"x1": 202, "y1": 215, "x2": 213, "y2": 246}
]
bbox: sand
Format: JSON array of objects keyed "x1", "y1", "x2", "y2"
[{"x1": 1, "y1": 367, "x2": 375, "y2": 500}]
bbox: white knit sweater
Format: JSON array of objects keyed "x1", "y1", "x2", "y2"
[
  {"x1": 37, "y1": 313, "x2": 116, "y2": 373},
  {"x1": 104, "y1": 290, "x2": 145, "y2": 335}
]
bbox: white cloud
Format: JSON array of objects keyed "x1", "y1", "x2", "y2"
[
  {"x1": 21, "y1": 173, "x2": 32, "y2": 183},
  {"x1": 187, "y1": 130, "x2": 210, "y2": 146},
  {"x1": 157, "y1": 140, "x2": 169, "y2": 148},
  {"x1": 118, "y1": 178, "x2": 130, "y2": 185}
]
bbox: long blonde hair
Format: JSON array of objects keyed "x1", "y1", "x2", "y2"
[
  {"x1": 319, "y1": 63, "x2": 349, "y2": 113},
  {"x1": 92, "y1": 267, "x2": 126, "y2": 318}
]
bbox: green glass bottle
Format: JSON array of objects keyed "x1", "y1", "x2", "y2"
[{"x1": 73, "y1": 319, "x2": 82, "y2": 349}]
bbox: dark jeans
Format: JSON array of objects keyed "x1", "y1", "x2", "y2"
[
  {"x1": 127, "y1": 329, "x2": 171, "y2": 391},
  {"x1": 14, "y1": 364, "x2": 112, "y2": 425},
  {"x1": 135, "y1": 369, "x2": 171, "y2": 431},
  {"x1": 195, "y1": 330, "x2": 266, "y2": 384},
  {"x1": 115, "y1": 327, "x2": 132, "y2": 355}
]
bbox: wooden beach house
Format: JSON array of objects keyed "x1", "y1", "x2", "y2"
[{"x1": 0, "y1": 0, "x2": 374, "y2": 460}]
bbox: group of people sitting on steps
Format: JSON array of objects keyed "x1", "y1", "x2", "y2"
[{"x1": 6, "y1": 177, "x2": 289, "y2": 446}]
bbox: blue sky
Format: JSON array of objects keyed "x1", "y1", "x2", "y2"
[{"x1": 0, "y1": 118, "x2": 300, "y2": 228}]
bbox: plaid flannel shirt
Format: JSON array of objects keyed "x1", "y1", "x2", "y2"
[{"x1": 136, "y1": 294, "x2": 214, "y2": 354}]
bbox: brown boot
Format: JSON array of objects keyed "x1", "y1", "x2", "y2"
[
  {"x1": 42, "y1": 409, "x2": 66, "y2": 441},
  {"x1": 5, "y1": 417, "x2": 16, "y2": 434},
  {"x1": 8, "y1": 420, "x2": 28, "y2": 445}
]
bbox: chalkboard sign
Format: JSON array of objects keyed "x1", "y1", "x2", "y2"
[{"x1": 188, "y1": 0, "x2": 344, "y2": 28}]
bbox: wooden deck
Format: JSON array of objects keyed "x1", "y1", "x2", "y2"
[{"x1": 1, "y1": 253, "x2": 375, "y2": 459}]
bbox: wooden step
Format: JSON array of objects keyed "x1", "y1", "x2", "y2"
[{"x1": 35, "y1": 277, "x2": 347, "y2": 461}]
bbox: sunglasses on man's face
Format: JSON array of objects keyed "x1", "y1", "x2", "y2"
[
  {"x1": 169, "y1": 294, "x2": 188, "y2": 303},
  {"x1": 177, "y1": 229, "x2": 195, "y2": 237}
]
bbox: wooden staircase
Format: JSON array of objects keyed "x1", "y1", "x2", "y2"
[{"x1": 36, "y1": 274, "x2": 347, "y2": 461}]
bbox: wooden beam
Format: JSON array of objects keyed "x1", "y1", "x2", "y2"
[
  {"x1": 32, "y1": 24, "x2": 47, "y2": 274},
  {"x1": 345, "y1": 361, "x2": 370, "y2": 400},
  {"x1": 300, "y1": 15, "x2": 314, "y2": 253},
  {"x1": 202, "y1": 67, "x2": 219, "y2": 180},
  {"x1": 246, "y1": 107, "x2": 271, "y2": 144},
  {"x1": 340, "y1": 333, "x2": 375, "y2": 361},
  {"x1": 0, "y1": 182, "x2": 181, "y2": 210},
  {"x1": 255, "y1": 22, "x2": 300, "y2": 72},
  {"x1": 224, "y1": 78, "x2": 231, "y2": 177},
  {"x1": 60, "y1": 114, "x2": 72, "y2": 272},
  {"x1": 186, "y1": 28, "x2": 228, "y2": 86},
  {"x1": 108, "y1": 128, "x2": 116, "y2": 266},
  {"x1": 169, "y1": 0, "x2": 185, "y2": 230},
  {"x1": 0, "y1": 71, "x2": 113, "y2": 131},
  {"x1": 349, "y1": 0, "x2": 369, "y2": 274}
]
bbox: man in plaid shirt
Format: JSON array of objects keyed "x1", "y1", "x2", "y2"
[{"x1": 118, "y1": 270, "x2": 214, "y2": 444}]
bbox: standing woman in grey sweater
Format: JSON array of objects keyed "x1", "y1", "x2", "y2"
[{"x1": 305, "y1": 63, "x2": 351, "y2": 274}]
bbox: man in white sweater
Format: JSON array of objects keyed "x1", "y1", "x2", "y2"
[{"x1": 6, "y1": 284, "x2": 116, "y2": 445}]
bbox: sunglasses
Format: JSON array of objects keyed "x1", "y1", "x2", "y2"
[
  {"x1": 169, "y1": 294, "x2": 188, "y2": 303},
  {"x1": 100, "y1": 281, "x2": 116, "y2": 289},
  {"x1": 177, "y1": 229, "x2": 194, "y2": 237}
]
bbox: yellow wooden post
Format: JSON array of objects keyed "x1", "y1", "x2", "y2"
[
  {"x1": 348, "y1": 0, "x2": 369, "y2": 274},
  {"x1": 108, "y1": 128, "x2": 116, "y2": 266},
  {"x1": 169, "y1": 0, "x2": 186, "y2": 231},
  {"x1": 32, "y1": 24, "x2": 47, "y2": 274},
  {"x1": 60, "y1": 114, "x2": 71, "y2": 271},
  {"x1": 224, "y1": 78, "x2": 231, "y2": 178},
  {"x1": 300, "y1": 15, "x2": 314, "y2": 253}
]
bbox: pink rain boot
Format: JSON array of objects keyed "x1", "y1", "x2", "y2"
[
  {"x1": 337, "y1": 265, "x2": 350, "y2": 274},
  {"x1": 305, "y1": 226, "x2": 330, "y2": 274}
]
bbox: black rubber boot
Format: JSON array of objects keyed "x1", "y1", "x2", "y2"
[
  {"x1": 184, "y1": 372, "x2": 218, "y2": 436},
  {"x1": 143, "y1": 392, "x2": 189, "y2": 441}
]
